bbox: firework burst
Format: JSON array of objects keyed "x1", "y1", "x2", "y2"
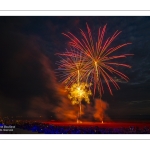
[
  {"x1": 61, "y1": 23, "x2": 133, "y2": 97},
  {"x1": 56, "y1": 23, "x2": 133, "y2": 122},
  {"x1": 66, "y1": 82, "x2": 92, "y2": 105},
  {"x1": 56, "y1": 50, "x2": 93, "y2": 122},
  {"x1": 66, "y1": 82, "x2": 92, "y2": 122},
  {"x1": 56, "y1": 50, "x2": 88, "y2": 87}
]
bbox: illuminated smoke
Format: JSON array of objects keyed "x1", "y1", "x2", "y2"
[
  {"x1": 25, "y1": 53, "x2": 79, "y2": 121},
  {"x1": 93, "y1": 99, "x2": 110, "y2": 122},
  {"x1": 0, "y1": 30, "x2": 110, "y2": 122},
  {"x1": 81, "y1": 98, "x2": 110, "y2": 122},
  {"x1": 53, "y1": 96, "x2": 79, "y2": 121}
]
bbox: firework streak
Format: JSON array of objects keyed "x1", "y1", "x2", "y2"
[{"x1": 57, "y1": 23, "x2": 133, "y2": 98}]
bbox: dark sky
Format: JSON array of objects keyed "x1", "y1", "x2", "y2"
[{"x1": 0, "y1": 16, "x2": 150, "y2": 122}]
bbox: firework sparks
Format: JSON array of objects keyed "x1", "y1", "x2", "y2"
[
  {"x1": 62, "y1": 23, "x2": 133, "y2": 97},
  {"x1": 66, "y1": 82, "x2": 92, "y2": 105},
  {"x1": 56, "y1": 50, "x2": 88, "y2": 87},
  {"x1": 66, "y1": 82, "x2": 92, "y2": 121},
  {"x1": 56, "y1": 51, "x2": 92, "y2": 122},
  {"x1": 56, "y1": 23, "x2": 133, "y2": 122}
]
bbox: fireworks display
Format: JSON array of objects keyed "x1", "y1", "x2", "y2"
[
  {"x1": 2, "y1": 16, "x2": 150, "y2": 132},
  {"x1": 66, "y1": 82, "x2": 92, "y2": 122},
  {"x1": 56, "y1": 51, "x2": 92, "y2": 121},
  {"x1": 56, "y1": 23, "x2": 133, "y2": 122},
  {"x1": 57, "y1": 23, "x2": 133, "y2": 98},
  {"x1": 56, "y1": 50, "x2": 88, "y2": 87}
]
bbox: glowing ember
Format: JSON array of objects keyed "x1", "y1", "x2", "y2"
[{"x1": 77, "y1": 119, "x2": 82, "y2": 123}]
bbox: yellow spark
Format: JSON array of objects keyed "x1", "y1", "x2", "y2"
[{"x1": 66, "y1": 82, "x2": 92, "y2": 105}]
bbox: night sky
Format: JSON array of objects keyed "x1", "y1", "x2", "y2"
[{"x1": 0, "y1": 16, "x2": 150, "y2": 122}]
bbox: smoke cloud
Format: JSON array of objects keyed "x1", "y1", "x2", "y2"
[
  {"x1": 0, "y1": 31, "x2": 110, "y2": 122},
  {"x1": 93, "y1": 99, "x2": 110, "y2": 121}
]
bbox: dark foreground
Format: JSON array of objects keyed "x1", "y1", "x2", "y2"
[{"x1": 1, "y1": 121, "x2": 150, "y2": 134}]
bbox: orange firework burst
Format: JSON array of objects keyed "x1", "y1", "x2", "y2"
[
  {"x1": 60, "y1": 23, "x2": 133, "y2": 97},
  {"x1": 56, "y1": 50, "x2": 88, "y2": 87}
]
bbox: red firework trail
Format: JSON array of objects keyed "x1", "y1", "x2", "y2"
[{"x1": 57, "y1": 23, "x2": 133, "y2": 98}]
